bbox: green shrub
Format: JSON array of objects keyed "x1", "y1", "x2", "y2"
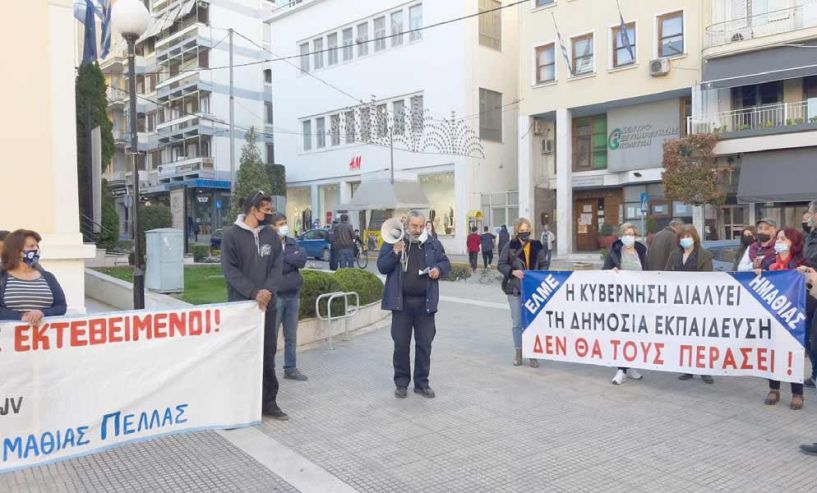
[
  {"x1": 445, "y1": 262, "x2": 472, "y2": 281},
  {"x1": 599, "y1": 223, "x2": 614, "y2": 236},
  {"x1": 192, "y1": 245, "x2": 209, "y2": 262},
  {"x1": 299, "y1": 270, "x2": 341, "y2": 319},
  {"x1": 333, "y1": 269, "x2": 384, "y2": 306},
  {"x1": 97, "y1": 179, "x2": 120, "y2": 251}
]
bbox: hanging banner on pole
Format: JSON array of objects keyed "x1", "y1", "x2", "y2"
[
  {"x1": 0, "y1": 302, "x2": 264, "y2": 472},
  {"x1": 521, "y1": 271, "x2": 806, "y2": 382}
]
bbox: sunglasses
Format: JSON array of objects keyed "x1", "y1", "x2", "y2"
[{"x1": 250, "y1": 190, "x2": 268, "y2": 207}]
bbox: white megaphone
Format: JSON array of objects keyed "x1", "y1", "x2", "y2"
[{"x1": 380, "y1": 218, "x2": 408, "y2": 271}]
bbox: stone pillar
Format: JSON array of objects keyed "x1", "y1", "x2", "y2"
[
  {"x1": 518, "y1": 115, "x2": 533, "y2": 221},
  {"x1": 693, "y1": 206, "x2": 705, "y2": 237},
  {"x1": 555, "y1": 108, "x2": 573, "y2": 257},
  {"x1": 310, "y1": 183, "x2": 320, "y2": 228}
]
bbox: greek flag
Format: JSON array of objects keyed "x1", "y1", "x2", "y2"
[
  {"x1": 551, "y1": 13, "x2": 572, "y2": 76},
  {"x1": 100, "y1": 0, "x2": 112, "y2": 59},
  {"x1": 618, "y1": 6, "x2": 635, "y2": 61},
  {"x1": 81, "y1": 0, "x2": 98, "y2": 66}
]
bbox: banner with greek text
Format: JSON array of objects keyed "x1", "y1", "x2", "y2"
[
  {"x1": 0, "y1": 302, "x2": 264, "y2": 472},
  {"x1": 521, "y1": 271, "x2": 806, "y2": 382}
]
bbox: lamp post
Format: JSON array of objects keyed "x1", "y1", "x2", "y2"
[{"x1": 112, "y1": 0, "x2": 151, "y2": 310}]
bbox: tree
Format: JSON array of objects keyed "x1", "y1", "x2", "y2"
[
  {"x1": 97, "y1": 179, "x2": 120, "y2": 251},
  {"x1": 75, "y1": 62, "x2": 114, "y2": 224},
  {"x1": 266, "y1": 164, "x2": 286, "y2": 197},
  {"x1": 228, "y1": 127, "x2": 273, "y2": 222},
  {"x1": 662, "y1": 133, "x2": 727, "y2": 207}
]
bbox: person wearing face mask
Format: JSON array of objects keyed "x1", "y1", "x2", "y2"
[
  {"x1": 738, "y1": 218, "x2": 778, "y2": 271},
  {"x1": 805, "y1": 201, "x2": 817, "y2": 267},
  {"x1": 271, "y1": 213, "x2": 309, "y2": 382},
  {"x1": 603, "y1": 223, "x2": 647, "y2": 385},
  {"x1": 378, "y1": 210, "x2": 451, "y2": 399},
  {"x1": 667, "y1": 225, "x2": 715, "y2": 384},
  {"x1": 498, "y1": 218, "x2": 550, "y2": 367},
  {"x1": 803, "y1": 211, "x2": 812, "y2": 235},
  {"x1": 756, "y1": 227, "x2": 809, "y2": 410},
  {"x1": 221, "y1": 191, "x2": 287, "y2": 420},
  {"x1": 732, "y1": 226, "x2": 756, "y2": 271},
  {"x1": 0, "y1": 229, "x2": 66, "y2": 323}
]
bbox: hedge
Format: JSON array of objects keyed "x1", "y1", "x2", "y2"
[
  {"x1": 299, "y1": 270, "x2": 341, "y2": 319},
  {"x1": 333, "y1": 269, "x2": 384, "y2": 306},
  {"x1": 446, "y1": 263, "x2": 472, "y2": 281}
]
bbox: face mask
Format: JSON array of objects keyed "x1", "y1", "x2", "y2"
[
  {"x1": 680, "y1": 238, "x2": 694, "y2": 249},
  {"x1": 742, "y1": 235, "x2": 755, "y2": 247},
  {"x1": 803, "y1": 223, "x2": 812, "y2": 234},
  {"x1": 620, "y1": 235, "x2": 635, "y2": 248},
  {"x1": 774, "y1": 242, "x2": 789, "y2": 254},
  {"x1": 757, "y1": 233, "x2": 771, "y2": 243},
  {"x1": 518, "y1": 232, "x2": 531, "y2": 243},
  {"x1": 257, "y1": 212, "x2": 273, "y2": 226},
  {"x1": 22, "y1": 249, "x2": 40, "y2": 267},
  {"x1": 277, "y1": 225, "x2": 289, "y2": 237}
]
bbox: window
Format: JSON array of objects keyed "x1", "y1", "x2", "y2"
[
  {"x1": 330, "y1": 114, "x2": 340, "y2": 145},
  {"x1": 302, "y1": 120, "x2": 312, "y2": 151},
  {"x1": 481, "y1": 191, "x2": 519, "y2": 229},
  {"x1": 327, "y1": 33, "x2": 338, "y2": 65},
  {"x1": 732, "y1": 81, "x2": 783, "y2": 108},
  {"x1": 316, "y1": 117, "x2": 326, "y2": 148},
  {"x1": 266, "y1": 143, "x2": 274, "y2": 164},
  {"x1": 479, "y1": 88, "x2": 502, "y2": 142},
  {"x1": 374, "y1": 16, "x2": 386, "y2": 51},
  {"x1": 409, "y1": 5, "x2": 422, "y2": 42},
  {"x1": 199, "y1": 94, "x2": 210, "y2": 114},
  {"x1": 393, "y1": 100, "x2": 405, "y2": 135},
  {"x1": 805, "y1": 76, "x2": 817, "y2": 99},
  {"x1": 263, "y1": 69, "x2": 272, "y2": 83},
  {"x1": 345, "y1": 110, "x2": 356, "y2": 143},
  {"x1": 535, "y1": 43, "x2": 555, "y2": 83},
  {"x1": 479, "y1": 0, "x2": 502, "y2": 50},
  {"x1": 342, "y1": 28, "x2": 354, "y2": 61},
  {"x1": 357, "y1": 22, "x2": 369, "y2": 56},
  {"x1": 658, "y1": 11, "x2": 684, "y2": 57},
  {"x1": 376, "y1": 103, "x2": 388, "y2": 137},
  {"x1": 359, "y1": 106, "x2": 371, "y2": 141},
  {"x1": 612, "y1": 22, "x2": 636, "y2": 67},
  {"x1": 391, "y1": 10, "x2": 404, "y2": 47},
  {"x1": 572, "y1": 115, "x2": 607, "y2": 171},
  {"x1": 410, "y1": 95, "x2": 424, "y2": 133},
  {"x1": 534, "y1": 0, "x2": 554, "y2": 6},
  {"x1": 265, "y1": 102, "x2": 273, "y2": 125},
  {"x1": 299, "y1": 42, "x2": 310, "y2": 72},
  {"x1": 572, "y1": 33, "x2": 594, "y2": 75},
  {"x1": 313, "y1": 38, "x2": 324, "y2": 69}
]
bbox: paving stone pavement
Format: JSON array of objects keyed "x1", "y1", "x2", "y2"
[{"x1": 3, "y1": 281, "x2": 817, "y2": 492}]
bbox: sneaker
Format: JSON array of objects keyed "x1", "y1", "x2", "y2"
[
  {"x1": 626, "y1": 369, "x2": 643, "y2": 381},
  {"x1": 678, "y1": 374, "x2": 693, "y2": 381},
  {"x1": 395, "y1": 386, "x2": 408, "y2": 399},
  {"x1": 805, "y1": 377, "x2": 816, "y2": 388},
  {"x1": 413, "y1": 387, "x2": 436, "y2": 398},
  {"x1": 284, "y1": 369, "x2": 309, "y2": 381},
  {"x1": 701, "y1": 375, "x2": 714, "y2": 384},
  {"x1": 611, "y1": 369, "x2": 626, "y2": 385},
  {"x1": 262, "y1": 403, "x2": 289, "y2": 421}
]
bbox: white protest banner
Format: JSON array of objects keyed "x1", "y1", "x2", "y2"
[
  {"x1": 521, "y1": 271, "x2": 806, "y2": 382},
  {"x1": 0, "y1": 301, "x2": 264, "y2": 472}
]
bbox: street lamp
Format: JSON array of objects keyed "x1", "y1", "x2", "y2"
[{"x1": 112, "y1": 0, "x2": 151, "y2": 310}]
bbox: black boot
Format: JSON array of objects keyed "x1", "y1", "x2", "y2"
[{"x1": 514, "y1": 349, "x2": 523, "y2": 366}]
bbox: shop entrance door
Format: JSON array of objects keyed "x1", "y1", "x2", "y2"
[{"x1": 575, "y1": 199, "x2": 599, "y2": 251}]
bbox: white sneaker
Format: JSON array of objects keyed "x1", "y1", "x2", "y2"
[
  {"x1": 627, "y1": 369, "x2": 643, "y2": 380},
  {"x1": 611, "y1": 369, "x2": 626, "y2": 385}
]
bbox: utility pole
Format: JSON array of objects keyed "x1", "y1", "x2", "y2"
[
  {"x1": 126, "y1": 33, "x2": 145, "y2": 310},
  {"x1": 389, "y1": 126, "x2": 394, "y2": 185},
  {"x1": 229, "y1": 28, "x2": 236, "y2": 194}
]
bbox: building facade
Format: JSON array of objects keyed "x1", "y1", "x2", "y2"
[
  {"x1": 517, "y1": 0, "x2": 703, "y2": 255},
  {"x1": 265, "y1": 0, "x2": 519, "y2": 254}
]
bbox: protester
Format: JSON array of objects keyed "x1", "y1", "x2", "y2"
[
  {"x1": 666, "y1": 224, "x2": 715, "y2": 384},
  {"x1": 540, "y1": 225, "x2": 555, "y2": 265},
  {"x1": 799, "y1": 266, "x2": 817, "y2": 455},
  {"x1": 806, "y1": 200, "x2": 817, "y2": 266},
  {"x1": 0, "y1": 229, "x2": 66, "y2": 323},
  {"x1": 466, "y1": 227, "x2": 480, "y2": 272},
  {"x1": 426, "y1": 221, "x2": 437, "y2": 240},
  {"x1": 378, "y1": 210, "x2": 450, "y2": 399},
  {"x1": 498, "y1": 225, "x2": 510, "y2": 255},
  {"x1": 221, "y1": 191, "x2": 287, "y2": 420},
  {"x1": 647, "y1": 218, "x2": 683, "y2": 271},
  {"x1": 737, "y1": 218, "x2": 777, "y2": 271},
  {"x1": 0, "y1": 230, "x2": 9, "y2": 262},
  {"x1": 732, "y1": 226, "x2": 756, "y2": 271},
  {"x1": 327, "y1": 220, "x2": 338, "y2": 271},
  {"x1": 333, "y1": 215, "x2": 356, "y2": 269},
  {"x1": 480, "y1": 226, "x2": 496, "y2": 269},
  {"x1": 603, "y1": 223, "x2": 647, "y2": 385},
  {"x1": 498, "y1": 218, "x2": 550, "y2": 368},
  {"x1": 803, "y1": 210, "x2": 812, "y2": 235},
  {"x1": 271, "y1": 213, "x2": 309, "y2": 382}
]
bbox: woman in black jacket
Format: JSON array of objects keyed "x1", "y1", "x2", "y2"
[
  {"x1": 603, "y1": 223, "x2": 647, "y2": 385},
  {"x1": 498, "y1": 218, "x2": 550, "y2": 367}
]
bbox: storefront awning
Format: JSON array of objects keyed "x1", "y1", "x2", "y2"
[
  {"x1": 703, "y1": 42, "x2": 817, "y2": 89},
  {"x1": 737, "y1": 148, "x2": 817, "y2": 203},
  {"x1": 340, "y1": 179, "x2": 429, "y2": 211}
]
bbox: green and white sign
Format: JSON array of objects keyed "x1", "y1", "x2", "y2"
[{"x1": 606, "y1": 99, "x2": 681, "y2": 172}]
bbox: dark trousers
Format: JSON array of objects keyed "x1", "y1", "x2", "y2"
[
  {"x1": 468, "y1": 252, "x2": 478, "y2": 270},
  {"x1": 769, "y1": 379, "x2": 804, "y2": 396},
  {"x1": 263, "y1": 308, "x2": 280, "y2": 407},
  {"x1": 391, "y1": 297, "x2": 436, "y2": 389},
  {"x1": 329, "y1": 246, "x2": 338, "y2": 271},
  {"x1": 482, "y1": 251, "x2": 494, "y2": 268}
]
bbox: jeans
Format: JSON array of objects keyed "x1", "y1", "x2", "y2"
[
  {"x1": 275, "y1": 292, "x2": 301, "y2": 371},
  {"x1": 482, "y1": 251, "x2": 494, "y2": 268},
  {"x1": 508, "y1": 294, "x2": 522, "y2": 349},
  {"x1": 263, "y1": 307, "x2": 280, "y2": 407},
  {"x1": 338, "y1": 247, "x2": 355, "y2": 269},
  {"x1": 468, "y1": 252, "x2": 478, "y2": 270},
  {"x1": 391, "y1": 297, "x2": 436, "y2": 389}
]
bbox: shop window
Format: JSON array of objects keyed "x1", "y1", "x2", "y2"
[
  {"x1": 481, "y1": 191, "x2": 518, "y2": 229},
  {"x1": 419, "y1": 172, "x2": 456, "y2": 235},
  {"x1": 572, "y1": 115, "x2": 607, "y2": 171}
]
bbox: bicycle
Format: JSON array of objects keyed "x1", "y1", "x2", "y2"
[{"x1": 355, "y1": 243, "x2": 369, "y2": 269}]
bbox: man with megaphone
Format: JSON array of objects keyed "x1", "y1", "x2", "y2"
[{"x1": 378, "y1": 210, "x2": 451, "y2": 399}]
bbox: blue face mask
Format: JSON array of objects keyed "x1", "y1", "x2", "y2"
[
  {"x1": 680, "y1": 238, "x2": 694, "y2": 250},
  {"x1": 22, "y1": 249, "x2": 40, "y2": 267}
]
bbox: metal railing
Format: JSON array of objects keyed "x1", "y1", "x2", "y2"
[
  {"x1": 687, "y1": 100, "x2": 816, "y2": 134},
  {"x1": 315, "y1": 291, "x2": 360, "y2": 350},
  {"x1": 705, "y1": 3, "x2": 817, "y2": 49}
]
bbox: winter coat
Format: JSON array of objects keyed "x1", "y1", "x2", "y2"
[
  {"x1": 278, "y1": 236, "x2": 307, "y2": 295},
  {"x1": 498, "y1": 239, "x2": 550, "y2": 296},
  {"x1": 646, "y1": 227, "x2": 677, "y2": 271},
  {"x1": 220, "y1": 216, "x2": 283, "y2": 303},
  {"x1": 0, "y1": 268, "x2": 67, "y2": 320},
  {"x1": 480, "y1": 233, "x2": 496, "y2": 252},
  {"x1": 666, "y1": 246, "x2": 714, "y2": 272},
  {"x1": 377, "y1": 238, "x2": 451, "y2": 314},
  {"x1": 603, "y1": 240, "x2": 647, "y2": 270},
  {"x1": 467, "y1": 233, "x2": 481, "y2": 254},
  {"x1": 804, "y1": 231, "x2": 817, "y2": 267}
]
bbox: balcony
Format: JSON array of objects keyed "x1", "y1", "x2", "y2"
[
  {"x1": 156, "y1": 115, "x2": 218, "y2": 143},
  {"x1": 705, "y1": 4, "x2": 817, "y2": 52},
  {"x1": 157, "y1": 72, "x2": 211, "y2": 102},
  {"x1": 156, "y1": 23, "x2": 213, "y2": 63},
  {"x1": 688, "y1": 100, "x2": 817, "y2": 136},
  {"x1": 113, "y1": 130, "x2": 128, "y2": 148},
  {"x1": 107, "y1": 87, "x2": 127, "y2": 109},
  {"x1": 156, "y1": 157, "x2": 215, "y2": 183}
]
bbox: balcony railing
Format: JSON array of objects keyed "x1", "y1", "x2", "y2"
[
  {"x1": 705, "y1": 4, "x2": 817, "y2": 49},
  {"x1": 688, "y1": 100, "x2": 817, "y2": 135},
  {"x1": 157, "y1": 157, "x2": 215, "y2": 178}
]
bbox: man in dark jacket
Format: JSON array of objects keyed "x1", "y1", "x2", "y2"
[
  {"x1": 498, "y1": 225, "x2": 510, "y2": 255},
  {"x1": 480, "y1": 226, "x2": 496, "y2": 269},
  {"x1": 646, "y1": 218, "x2": 683, "y2": 271},
  {"x1": 271, "y1": 213, "x2": 309, "y2": 382},
  {"x1": 805, "y1": 201, "x2": 817, "y2": 266},
  {"x1": 221, "y1": 191, "x2": 287, "y2": 420},
  {"x1": 378, "y1": 210, "x2": 451, "y2": 399},
  {"x1": 333, "y1": 214, "x2": 356, "y2": 269}
]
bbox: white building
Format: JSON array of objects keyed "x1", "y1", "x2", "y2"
[{"x1": 265, "y1": 0, "x2": 519, "y2": 254}]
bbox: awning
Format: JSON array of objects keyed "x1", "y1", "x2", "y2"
[
  {"x1": 737, "y1": 147, "x2": 817, "y2": 203},
  {"x1": 703, "y1": 41, "x2": 817, "y2": 89},
  {"x1": 179, "y1": 0, "x2": 196, "y2": 18},
  {"x1": 340, "y1": 179, "x2": 429, "y2": 211}
]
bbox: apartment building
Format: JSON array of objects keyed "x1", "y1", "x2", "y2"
[
  {"x1": 517, "y1": 0, "x2": 703, "y2": 255},
  {"x1": 690, "y1": 0, "x2": 817, "y2": 234},
  {"x1": 101, "y1": 0, "x2": 276, "y2": 239},
  {"x1": 265, "y1": 0, "x2": 519, "y2": 254}
]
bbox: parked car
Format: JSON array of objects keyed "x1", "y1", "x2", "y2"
[
  {"x1": 298, "y1": 229, "x2": 331, "y2": 261},
  {"x1": 210, "y1": 228, "x2": 223, "y2": 254},
  {"x1": 702, "y1": 239, "x2": 740, "y2": 272}
]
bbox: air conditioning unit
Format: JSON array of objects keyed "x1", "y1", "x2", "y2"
[
  {"x1": 541, "y1": 139, "x2": 554, "y2": 155},
  {"x1": 533, "y1": 119, "x2": 545, "y2": 136},
  {"x1": 649, "y1": 58, "x2": 670, "y2": 77}
]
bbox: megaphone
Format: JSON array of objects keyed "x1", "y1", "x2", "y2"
[{"x1": 380, "y1": 218, "x2": 405, "y2": 245}]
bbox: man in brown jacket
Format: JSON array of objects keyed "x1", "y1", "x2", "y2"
[{"x1": 646, "y1": 218, "x2": 683, "y2": 271}]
